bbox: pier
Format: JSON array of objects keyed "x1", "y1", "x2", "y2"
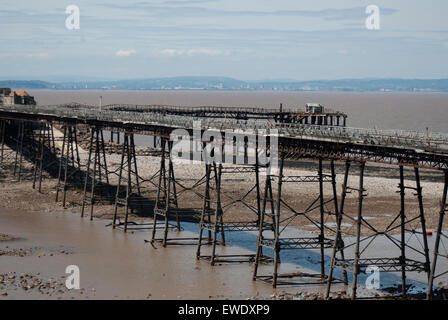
[{"x1": 0, "y1": 103, "x2": 447, "y2": 299}]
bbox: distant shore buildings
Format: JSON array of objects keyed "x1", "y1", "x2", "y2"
[{"x1": 0, "y1": 88, "x2": 36, "y2": 106}]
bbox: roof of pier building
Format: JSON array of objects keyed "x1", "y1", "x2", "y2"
[{"x1": 11, "y1": 90, "x2": 31, "y2": 97}]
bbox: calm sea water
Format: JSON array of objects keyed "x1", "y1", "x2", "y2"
[{"x1": 28, "y1": 90, "x2": 448, "y2": 133}]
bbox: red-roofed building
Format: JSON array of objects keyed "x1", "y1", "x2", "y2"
[{"x1": 0, "y1": 88, "x2": 36, "y2": 106}]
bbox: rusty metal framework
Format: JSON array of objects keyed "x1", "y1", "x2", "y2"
[
  {"x1": 427, "y1": 170, "x2": 448, "y2": 299},
  {"x1": 81, "y1": 128, "x2": 114, "y2": 219},
  {"x1": 325, "y1": 161, "x2": 432, "y2": 299},
  {"x1": 112, "y1": 133, "x2": 159, "y2": 231},
  {"x1": 0, "y1": 119, "x2": 7, "y2": 166},
  {"x1": 0, "y1": 120, "x2": 17, "y2": 170},
  {"x1": 4, "y1": 120, "x2": 44, "y2": 182},
  {"x1": 252, "y1": 157, "x2": 345, "y2": 287},
  {"x1": 150, "y1": 138, "x2": 183, "y2": 245},
  {"x1": 32, "y1": 121, "x2": 56, "y2": 192},
  {"x1": 150, "y1": 138, "x2": 207, "y2": 247},
  {"x1": 55, "y1": 125, "x2": 82, "y2": 208},
  {"x1": 12, "y1": 121, "x2": 26, "y2": 181},
  {"x1": 0, "y1": 104, "x2": 447, "y2": 170},
  {"x1": 0, "y1": 104, "x2": 447, "y2": 300},
  {"x1": 103, "y1": 103, "x2": 348, "y2": 125},
  {"x1": 195, "y1": 163, "x2": 271, "y2": 264}
]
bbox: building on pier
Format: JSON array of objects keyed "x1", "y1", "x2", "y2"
[
  {"x1": 305, "y1": 103, "x2": 324, "y2": 114},
  {"x1": 0, "y1": 88, "x2": 36, "y2": 106},
  {"x1": 286, "y1": 103, "x2": 347, "y2": 126}
]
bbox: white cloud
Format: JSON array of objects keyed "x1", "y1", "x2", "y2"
[
  {"x1": 160, "y1": 49, "x2": 178, "y2": 56},
  {"x1": 116, "y1": 49, "x2": 136, "y2": 57},
  {"x1": 159, "y1": 48, "x2": 225, "y2": 56},
  {"x1": 336, "y1": 49, "x2": 349, "y2": 55},
  {"x1": 27, "y1": 53, "x2": 50, "y2": 58},
  {"x1": 0, "y1": 52, "x2": 49, "y2": 59}
]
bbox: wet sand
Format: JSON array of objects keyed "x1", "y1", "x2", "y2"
[
  {"x1": 0, "y1": 206, "x2": 334, "y2": 300},
  {"x1": 1, "y1": 203, "x2": 447, "y2": 300}
]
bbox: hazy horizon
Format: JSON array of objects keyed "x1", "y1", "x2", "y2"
[{"x1": 3, "y1": 76, "x2": 448, "y2": 83}]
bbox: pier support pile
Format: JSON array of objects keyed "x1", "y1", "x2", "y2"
[
  {"x1": 32, "y1": 121, "x2": 56, "y2": 192},
  {"x1": 81, "y1": 128, "x2": 113, "y2": 219},
  {"x1": 326, "y1": 162, "x2": 431, "y2": 299},
  {"x1": 112, "y1": 133, "x2": 158, "y2": 231},
  {"x1": 428, "y1": 170, "x2": 448, "y2": 299},
  {"x1": 55, "y1": 125, "x2": 82, "y2": 208},
  {"x1": 196, "y1": 163, "x2": 270, "y2": 265},
  {"x1": 253, "y1": 157, "x2": 342, "y2": 287}
]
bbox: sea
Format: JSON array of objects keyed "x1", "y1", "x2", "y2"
[{"x1": 28, "y1": 90, "x2": 448, "y2": 133}]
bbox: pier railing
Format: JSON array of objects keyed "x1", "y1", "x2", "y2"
[{"x1": 2, "y1": 104, "x2": 448, "y2": 154}]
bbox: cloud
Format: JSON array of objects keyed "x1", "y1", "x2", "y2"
[
  {"x1": 116, "y1": 49, "x2": 136, "y2": 57},
  {"x1": 336, "y1": 49, "x2": 349, "y2": 55},
  {"x1": 0, "y1": 52, "x2": 50, "y2": 59},
  {"x1": 163, "y1": 0, "x2": 218, "y2": 4},
  {"x1": 26, "y1": 53, "x2": 50, "y2": 58},
  {"x1": 159, "y1": 48, "x2": 225, "y2": 56},
  {"x1": 99, "y1": 4, "x2": 398, "y2": 21}
]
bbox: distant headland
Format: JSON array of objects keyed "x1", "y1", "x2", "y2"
[{"x1": 1, "y1": 77, "x2": 448, "y2": 92}]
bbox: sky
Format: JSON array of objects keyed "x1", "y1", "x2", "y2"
[{"x1": 0, "y1": 0, "x2": 448, "y2": 81}]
